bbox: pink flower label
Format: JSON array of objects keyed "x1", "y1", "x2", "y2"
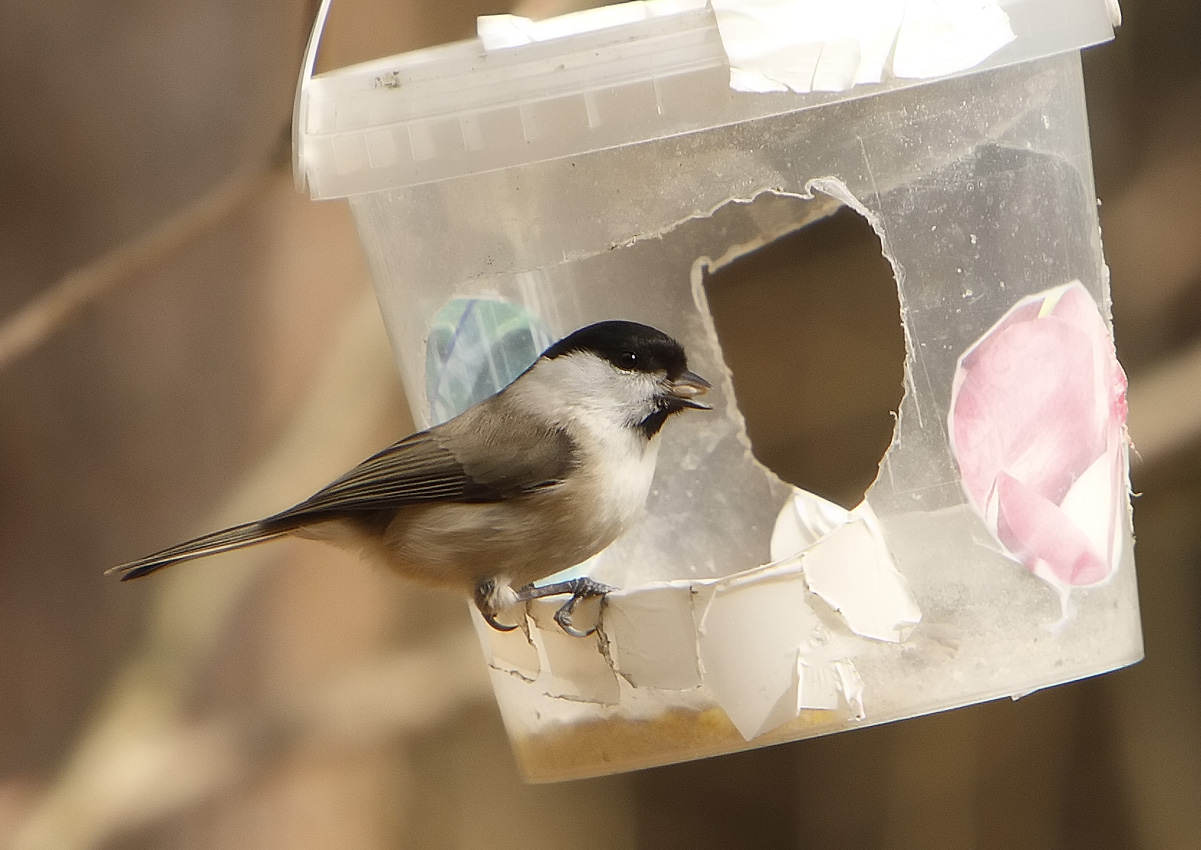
[{"x1": 948, "y1": 282, "x2": 1129, "y2": 590}]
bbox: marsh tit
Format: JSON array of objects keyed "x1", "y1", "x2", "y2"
[{"x1": 109, "y1": 320, "x2": 710, "y2": 636}]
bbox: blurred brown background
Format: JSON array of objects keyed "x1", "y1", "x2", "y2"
[{"x1": 1, "y1": 1, "x2": 1198, "y2": 848}]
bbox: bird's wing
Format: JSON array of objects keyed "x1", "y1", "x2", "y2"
[
  {"x1": 269, "y1": 413, "x2": 576, "y2": 522},
  {"x1": 109, "y1": 401, "x2": 576, "y2": 580}
]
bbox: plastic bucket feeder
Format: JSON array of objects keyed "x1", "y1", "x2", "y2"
[{"x1": 294, "y1": 0, "x2": 1139, "y2": 781}]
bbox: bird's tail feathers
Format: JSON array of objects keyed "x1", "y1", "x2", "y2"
[{"x1": 107, "y1": 520, "x2": 296, "y2": 580}]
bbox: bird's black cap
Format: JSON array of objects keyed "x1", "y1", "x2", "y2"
[{"x1": 543, "y1": 320, "x2": 691, "y2": 378}]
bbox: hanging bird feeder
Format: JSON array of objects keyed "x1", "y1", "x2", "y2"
[{"x1": 293, "y1": 0, "x2": 1138, "y2": 781}]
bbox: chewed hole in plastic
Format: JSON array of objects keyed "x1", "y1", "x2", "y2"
[{"x1": 704, "y1": 201, "x2": 906, "y2": 509}]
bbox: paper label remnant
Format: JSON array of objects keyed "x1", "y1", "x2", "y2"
[
  {"x1": 693, "y1": 565, "x2": 863, "y2": 740},
  {"x1": 478, "y1": 0, "x2": 710, "y2": 50},
  {"x1": 800, "y1": 655, "x2": 865, "y2": 720},
  {"x1": 479, "y1": 0, "x2": 1015, "y2": 95},
  {"x1": 484, "y1": 560, "x2": 868, "y2": 740},
  {"x1": 604, "y1": 584, "x2": 702, "y2": 690},
  {"x1": 948, "y1": 281, "x2": 1130, "y2": 597},
  {"x1": 529, "y1": 597, "x2": 621, "y2": 704},
  {"x1": 771, "y1": 488, "x2": 922, "y2": 643},
  {"x1": 890, "y1": 0, "x2": 1016, "y2": 79},
  {"x1": 714, "y1": 0, "x2": 1015, "y2": 92}
]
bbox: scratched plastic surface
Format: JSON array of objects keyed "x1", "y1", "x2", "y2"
[{"x1": 322, "y1": 50, "x2": 1141, "y2": 780}]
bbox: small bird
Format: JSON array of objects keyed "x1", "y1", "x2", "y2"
[{"x1": 109, "y1": 320, "x2": 710, "y2": 636}]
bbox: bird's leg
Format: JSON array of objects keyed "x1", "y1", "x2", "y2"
[
  {"x1": 474, "y1": 578, "x2": 519, "y2": 632},
  {"x1": 515, "y1": 577, "x2": 614, "y2": 637}
]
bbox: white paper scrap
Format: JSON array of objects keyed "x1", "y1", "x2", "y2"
[
  {"x1": 727, "y1": 65, "x2": 787, "y2": 93},
  {"x1": 770, "y1": 485, "x2": 856, "y2": 555},
  {"x1": 715, "y1": 0, "x2": 1014, "y2": 92},
  {"x1": 811, "y1": 37, "x2": 862, "y2": 92},
  {"x1": 771, "y1": 488, "x2": 922, "y2": 643},
  {"x1": 604, "y1": 584, "x2": 702, "y2": 690},
  {"x1": 528, "y1": 597, "x2": 620, "y2": 704},
  {"x1": 694, "y1": 566, "x2": 858, "y2": 740},
  {"x1": 799, "y1": 655, "x2": 866, "y2": 720},
  {"x1": 892, "y1": 0, "x2": 1016, "y2": 79},
  {"x1": 478, "y1": 0, "x2": 708, "y2": 50},
  {"x1": 803, "y1": 507, "x2": 923, "y2": 642},
  {"x1": 712, "y1": 0, "x2": 903, "y2": 93},
  {"x1": 478, "y1": 0, "x2": 1015, "y2": 95}
]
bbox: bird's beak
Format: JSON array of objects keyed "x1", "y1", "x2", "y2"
[{"x1": 666, "y1": 370, "x2": 712, "y2": 410}]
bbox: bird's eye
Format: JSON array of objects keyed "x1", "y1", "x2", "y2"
[{"x1": 616, "y1": 351, "x2": 638, "y2": 370}]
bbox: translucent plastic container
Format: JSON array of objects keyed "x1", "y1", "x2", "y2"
[{"x1": 294, "y1": 0, "x2": 1138, "y2": 781}]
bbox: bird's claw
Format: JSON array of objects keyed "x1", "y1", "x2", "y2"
[
  {"x1": 481, "y1": 609, "x2": 519, "y2": 632},
  {"x1": 554, "y1": 598, "x2": 596, "y2": 637},
  {"x1": 538, "y1": 577, "x2": 613, "y2": 637}
]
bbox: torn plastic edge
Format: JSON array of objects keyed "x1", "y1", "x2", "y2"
[{"x1": 677, "y1": 177, "x2": 918, "y2": 512}]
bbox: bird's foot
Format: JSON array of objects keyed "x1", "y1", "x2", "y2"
[
  {"x1": 516, "y1": 577, "x2": 614, "y2": 637},
  {"x1": 474, "y1": 578, "x2": 520, "y2": 632}
]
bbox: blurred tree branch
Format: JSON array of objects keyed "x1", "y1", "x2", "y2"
[{"x1": 0, "y1": 161, "x2": 277, "y2": 371}]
